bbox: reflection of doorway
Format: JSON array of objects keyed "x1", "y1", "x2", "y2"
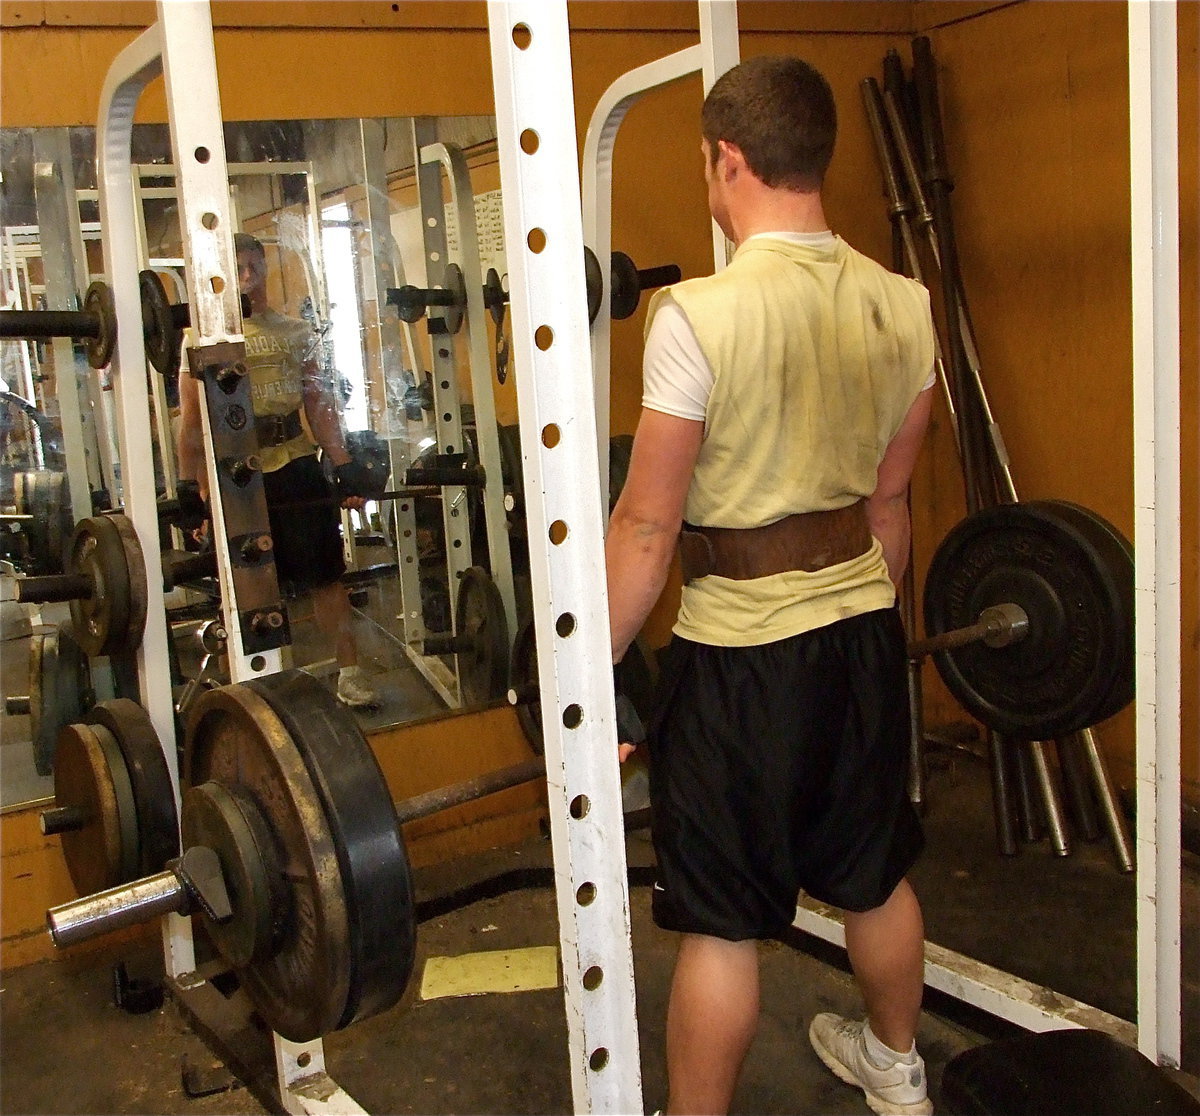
[{"x1": 320, "y1": 201, "x2": 368, "y2": 432}]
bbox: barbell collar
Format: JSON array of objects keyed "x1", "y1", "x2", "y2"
[
  {"x1": 5, "y1": 695, "x2": 32, "y2": 716},
  {"x1": 907, "y1": 601, "x2": 1028, "y2": 661},
  {"x1": 47, "y1": 867, "x2": 188, "y2": 949}
]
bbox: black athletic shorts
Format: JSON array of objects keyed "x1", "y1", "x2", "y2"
[
  {"x1": 262, "y1": 455, "x2": 346, "y2": 595},
  {"x1": 647, "y1": 607, "x2": 924, "y2": 941}
]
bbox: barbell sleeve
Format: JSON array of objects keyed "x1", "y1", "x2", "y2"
[
  {"x1": 0, "y1": 309, "x2": 102, "y2": 340},
  {"x1": 47, "y1": 869, "x2": 188, "y2": 949},
  {"x1": 907, "y1": 603, "x2": 1028, "y2": 660},
  {"x1": 12, "y1": 572, "x2": 93, "y2": 604}
]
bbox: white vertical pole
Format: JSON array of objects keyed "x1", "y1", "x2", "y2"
[
  {"x1": 699, "y1": 0, "x2": 740, "y2": 271},
  {"x1": 1128, "y1": 0, "x2": 1182, "y2": 1069},
  {"x1": 489, "y1": 4, "x2": 642, "y2": 1112}
]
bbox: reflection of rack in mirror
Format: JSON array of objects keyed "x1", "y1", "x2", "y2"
[{"x1": 0, "y1": 115, "x2": 528, "y2": 813}]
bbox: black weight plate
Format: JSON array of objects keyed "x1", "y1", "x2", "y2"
[
  {"x1": 246, "y1": 670, "x2": 415, "y2": 1033},
  {"x1": 30, "y1": 620, "x2": 90, "y2": 776},
  {"x1": 185, "y1": 681, "x2": 352, "y2": 1041},
  {"x1": 509, "y1": 619, "x2": 543, "y2": 756},
  {"x1": 609, "y1": 250, "x2": 640, "y2": 320},
  {"x1": 88, "y1": 699, "x2": 178, "y2": 876},
  {"x1": 924, "y1": 501, "x2": 1132, "y2": 740},
  {"x1": 1039, "y1": 500, "x2": 1134, "y2": 726},
  {"x1": 609, "y1": 434, "x2": 634, "y2": 515},
  {"x1": 139, "y1": 269, "x2": 178, "y2": 379},
  {"x1": 456, "y1": 566, "x2": 510, "y2": 706},
  {"x1": 68, "y1": 514, "x2": 147, "y2": 658},
  {"x1": 82, "y1": 281, "x2": 115, "y2": 369},
  {"x1": 497, "y1": 422, "x2": 525, "y2": 521},
  {"x1": 584, "y1": 246, "x2": 603, "y2": 325}
]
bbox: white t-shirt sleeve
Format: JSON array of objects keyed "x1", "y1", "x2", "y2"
[{"x1": 641, "y1": 299, "x2": 713, "y2": 422}]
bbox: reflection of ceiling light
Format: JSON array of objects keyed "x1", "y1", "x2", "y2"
[{"x1": 418, "y1": 437, "x2": 437, "y2": 452}]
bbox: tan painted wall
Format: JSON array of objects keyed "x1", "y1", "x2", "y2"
[{"x1": 1, "y1": 2, "x2": 1195, "y2": 971}]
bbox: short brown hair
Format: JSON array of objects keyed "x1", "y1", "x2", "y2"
[
  {"x1": 234, "y1": 231, "x2": 265, "y2": 258},
  {"x1": 701, "y1": 56, "x2": 837, "y2": 190}
]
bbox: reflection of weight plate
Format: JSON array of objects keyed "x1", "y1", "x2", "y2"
[
  {"x1": 16, "y1": 470, "x2": 72, "y2": 575},
  {"x1": 68, "y1": 514, "x2": 147, "y2": 658},
  {"x1": 185, "y1": 672, "x2": 414, "y2": 1042},
  {"x1": 139, "y1": 269, "x2": 180, "y2": 380},
  {"x1": 923, "y1": 500, "x2": 1134, "y2": 740},
  {"x1": 82, "y1": 281, "x2": 116, "y2": 369},
  {"x1": 29, "y1": 620, "x2": 91, "y2": 776},
  {"x1": 456, "y1": 566, "x2": 509, "y2": 706}
]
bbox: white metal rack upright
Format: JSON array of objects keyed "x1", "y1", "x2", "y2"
[{"x1": 489, "y1": 3, "x2": 642, "y2": 1111}]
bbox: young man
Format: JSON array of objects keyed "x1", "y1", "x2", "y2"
[
  {"x1": 605, "y1": 57, "x2": 936, "y2": 1115},
  {"x1": 178, "y1": 233, "x2": 379, "y2": 708}
]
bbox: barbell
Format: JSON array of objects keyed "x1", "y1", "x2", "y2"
[{"x1": 44, "y1": 669, "x2": 548, "y2": 1042}]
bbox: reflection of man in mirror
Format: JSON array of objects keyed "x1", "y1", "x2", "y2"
[{"x1": 177, "y1": 232, "x2": 380, "y2": 708}]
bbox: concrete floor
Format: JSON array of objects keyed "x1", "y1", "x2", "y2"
[{"x1": 2, "y1": 752, "x2": 1197, "y2": 1116}]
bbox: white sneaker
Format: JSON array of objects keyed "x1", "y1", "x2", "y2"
[
  {"x1": 808, "y1": 1014, "x2": 932, "y2": 1116},
  {"x1": 336, "y1": 666, "x2": 380, "y2": 709}
]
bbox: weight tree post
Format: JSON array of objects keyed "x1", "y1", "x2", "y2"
[{"x1": 488, "y1": 4, "x2": 643, "y2": 1112}]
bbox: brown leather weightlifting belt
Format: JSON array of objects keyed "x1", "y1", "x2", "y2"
[
  {"x1": 679, "y1": 499, "x2": 872, "y2": 584},
  {"x1": 255, "y1": 409, "x2": 304, "y2": 447}
]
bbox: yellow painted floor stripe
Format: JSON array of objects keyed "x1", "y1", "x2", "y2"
[{"x1": 419, "y1": 946, "x2": 560, "y2": 1000}]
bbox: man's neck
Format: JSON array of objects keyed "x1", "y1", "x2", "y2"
[{"x1": 728, "y1": 186, "x2": 828, "y2": 248}]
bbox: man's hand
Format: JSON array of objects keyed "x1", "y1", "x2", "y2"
[
  {"x1": 333, "y1": 460, "x2": 372, "y2": 511},
  {"x1": 615, "y1": 690, "x2": 646, "y2": 764}
]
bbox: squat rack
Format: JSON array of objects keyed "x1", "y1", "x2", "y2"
[{"x1": 86, "y1": 1, "x2": 1183, "y2": 1113}]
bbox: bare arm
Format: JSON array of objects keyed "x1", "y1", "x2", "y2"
[
  {"x1": 176, "y1": 371, "x2": 207, "y2": 497},
  {"x1": 301, "y1": 358, "x2": 350, "y2": 468},
  {"x1": 606, "y1": 408, "x2": 704, "y2": 663},
  {"x1": 866, "y1": 386, "x2": 933, "y2": 585}
]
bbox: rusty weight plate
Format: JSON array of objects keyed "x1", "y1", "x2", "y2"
[
  {"x1": 185, "y1": 680, "x2": 351, "y2": 1042},
  {"x1": 89, "y1": 699, "x2": 178, "y2": 876},
  {"x1": 53, "y1": 720, "x2": 139, "y2": 896}
]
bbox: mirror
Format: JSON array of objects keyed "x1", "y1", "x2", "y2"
[{"x1": 0, "y1": 116, "x2": 530, "y2": 810}]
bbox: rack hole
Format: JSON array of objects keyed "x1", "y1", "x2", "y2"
[
  {"x1": 527, "y1": 228, "x2": 547, "y2": 254},
  {"x1": 589, "y1": 1047, "x2": 609, "y2": 1072},
  {"x1": 555, "y1": 612, "x2": 575, "y2": 638},
  {"x1": 569, "y1": 794, "x2": 590, "y2": 819},
  {"x1": 534, "y1": 325, "x2": 554, "y2": 351},
  {"x1": 563, "y1": 703, "x2": 583, "y2": 730},
  {"x1": 541, "y1": 423, "x2": 560, "y2": 448},
  {"x1": 583, "y1": 965, "x2": 603, "y2": 990},
  {"x1": 210, "y1": 276, "x2": 226, "y2": 294},
  {"x1": 250, "y1": 655, "x2": 266, "y2": 672},
  {"x1": 512, "y1": 23, "x2": 532, "y2": 49},
  {"x1": 549, "y1": 520, "x2": 568, "y2": 545},
  {"x1": 296, "y1": 1052, "x2": 312, "y2": 1069},
  {"x1": 201, "y1": 212, "x2": 218, "y2": 230},
  {"x1": 520, "y1": 129, "x2": 540, "y2": 155},
  {"x1": 576, "y1": 881, "x2": 596, "y2": 906},
  {"x1": 194, "y1": 146, "x2": 211, "y2": 164}
]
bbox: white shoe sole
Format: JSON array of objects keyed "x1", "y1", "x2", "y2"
[{"x1": 808, "y1": 1020, "x2": 933, "y2": 1116}]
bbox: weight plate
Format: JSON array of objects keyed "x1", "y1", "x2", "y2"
[
  {"x1": 440, "y1": 263, "x2": 467, "y2": 336},
  {"x1": 609, "y1": 434, "x2": 634, "y2": 515},
  {"x1": 23, "y1": 470, "x2": 71, "y2": 575},
  {"x1": 29, "y1": 621, "x2": 90, "y2": 776},
  {"x1": 496, "y1": 423, "x2": 525, "y2": 522},
  {"x1": 247, "y1": 670, "x2": 414, "y2": 1032},
  {"x1": 139, "y1": 269, "x2": 180, "y2": 380},
  {"x1": 509, "y1": 622, "x2": 655, "y2": 759},
  {"x1": 609, "y1": 250, "x2": 640, "y2": 320},
  {"x1": 88, "y1": 699, "x2": 178, "y2": 877},
  {"x1": 182, "y1": 780, "x2": 285, "y2": 969},
  {"x1": 1038, "y1": 500, "x2": 1135, "y2": 726},
  {"x1": 923, "y1": 500, "x2": 1134, "y2": 740},
  {"x1": 82, "y1": 281, "x2": 116, "y2": 369},
  {"x1": 456, "y1": 566, "x2": 509, "y2": 706},
  {"x1": 68, "y1": 514, "x2": 147, "y2": 658},
  {"x1": 53, "y1": 720, "x2": 139, "y2": 896},
  {"x1": 509, "y1": 619, "x2": 543, "y2": 756},
  {"x1": 584, "y1": 246, "x2": 603, "y2": 324},
  {"x1": 185, "y1": 681, "x2": 352, "y2": 1042}
]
